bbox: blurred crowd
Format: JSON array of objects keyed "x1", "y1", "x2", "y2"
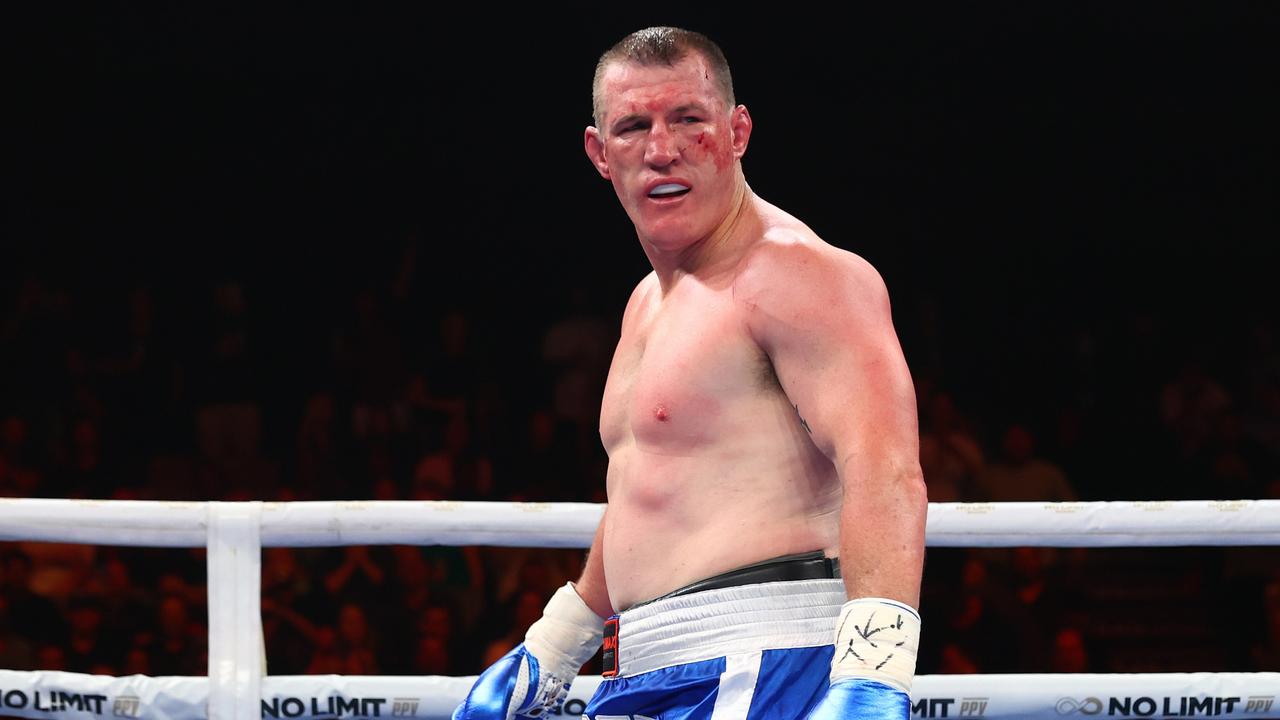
[{"x1": 0, "y1": 244, "x2": 1277, "y2": 678}]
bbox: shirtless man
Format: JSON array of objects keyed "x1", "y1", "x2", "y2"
[{"x1": 455, "y1": 27, "x2": 927, "y2": 720}]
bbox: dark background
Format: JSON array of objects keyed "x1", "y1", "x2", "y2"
[
  {"x1": 9, "y1": 4, "x2": 1278, "y2": 442},
  {"x1": 1, "y1": 3, "x2": 1278, "y2": 682}
]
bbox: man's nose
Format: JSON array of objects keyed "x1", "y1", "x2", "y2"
[{"x1": 644, "y1": 123, "x2": 681, "y2": 167}]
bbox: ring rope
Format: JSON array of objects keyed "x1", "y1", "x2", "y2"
[
  {"x1": 0, "y1": 498, "x2": 1276, "y2": 548},
  {"x1": 0, "y1": 497, "x2": 1276, "y2": 719},
  {"x1": 0, "y1": 669, "x2": 1276, "y2": 719}
]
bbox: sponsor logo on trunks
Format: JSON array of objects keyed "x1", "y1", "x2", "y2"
[
  {"x1": 1055, "y1": 695, "x2": 1247, "y2": 716},
  {"x1": 602, "y1": 616, "x2": 620, "y2": 678},
  {"x1": 911, "y1": 697, "x2": 988, "y2": 717}
]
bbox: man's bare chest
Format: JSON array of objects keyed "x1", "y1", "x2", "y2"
[{"x1": 599, "y1": 286, "x2": 777, "y2": 452}]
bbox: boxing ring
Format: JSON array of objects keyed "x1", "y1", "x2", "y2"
[{"x1": 0, "y1": 498, "x2": 1277, "y2": 719}]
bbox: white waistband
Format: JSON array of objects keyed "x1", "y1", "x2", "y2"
[{"x1": 614, "y1": 579, "x2": 845, "y2": 678}]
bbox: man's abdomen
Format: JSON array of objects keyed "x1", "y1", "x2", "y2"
[{"x1": 602, "y1": 445, "x2": 840, "y2": 611}]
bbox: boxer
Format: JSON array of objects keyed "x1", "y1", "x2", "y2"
[{"x1": 455, "y1": 26, "x2": 926, "y2": 720}]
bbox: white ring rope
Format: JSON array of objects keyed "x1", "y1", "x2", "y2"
[
  {"x1": 0, "y1": 497, "x2": 1277, "y2": 719},
  {"x1": 0, "y1": 498, "x2": 1277, "y2": 548},
  {"x1": 0, "y1": 670, "x2": 1277, "y2": 719}
]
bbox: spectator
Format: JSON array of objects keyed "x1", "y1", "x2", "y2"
[
  {"x1": 65, "y1": 597, "x2": 114, "y2": 673},
  {"x1": 1250, "y1": 580, "x2": 1280, "y2": 670},
  {"x1": 0, "y1": 415, "x2": 42, "y2": 497},
  {"x1": 323, "y1": 546, "x2": 387, "y2": 614},
  {"x1": 1050, "y1": 627, "x2": 1092, "y2": 673},
  {"x1": 147, "y1": 594, "x2": 205, "y2": 676},
  {"x1": 1004, "y1": 547, "x2": 1072, "y2": 669},
  {"x1": 53, "y1": 417, "x2": 109, "y2": 498},
  {"x1": 1160, "y1": 359, "x2": 1231, "y2": 458},
  {"x1": 507, "y1": 409, "x2": 578, "y2": 501},
  {"x1": 933, "y1": 553, "x2": 1019, "y2": 673},
  {"x1": 480, "y1": 589, "x2": 546, "y2": 667},
  {"x1": 18, "y1": 541, "x2": 96, "y2": 607},
  {"x1": 414, "y1": 604, "x2": 462, "y2": 674},
  {"x1": 306, "y1": 626, "x2": 345, "y2": 674},
  {"x1": 0, "y1": 550, "x2": 67, "y2": 648},
  {"x1": 296, "y1": 392, "x2": 344, "y2": 499},
  {"x1": 920, "y1": 433, "x2": 972, "y2": 502},
  {"x1": 541, "y1": 288, "x2": 614, "y2": 445},
  {"x1": 36, "y1": 644, "x2": 68, "y2": 671},
  {"x1": 122, "y1": 646, "x2": 151, "y2": 676},
  {"x1": 1203, "y1": 414, "x2": 1260, "y2": 499},
  {"x1": 334, "y1": 603, "x2": 379, "y2": 674},
  {"x1": 86, "y1": 553, "x2": 151, "y2": 647},
  {"x1": 919, "y1": 392, "x2": 986, "y2": 501},
  {"x1": 414, "y1": 634, "x2": 450, "y2": 675},
  {"x1": 0, "y1": 595, "x2": 35, "y2": 670},
  {"x1": 411, "y1": 414, "x2": 493, "y2": 500},
  {"x1": 339, "y1": 290, "x2": 412, "y2": 476},
  {"x1": 976, "y1": 425, "x2": 1077, "y2": 502},
  {"x1": 262, "y1": 548, "x2": 319, "y2": 673}
]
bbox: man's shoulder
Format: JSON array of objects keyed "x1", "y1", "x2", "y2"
[
  {"x1": 629, "y1": 271, "x2": 660, "y2": 302},
  {"x1": 733, "y1": 228, "x2": 887, "y2": 316},
  {"x1": 619, "y1": 271, "x2": 660, "y2": 327}
]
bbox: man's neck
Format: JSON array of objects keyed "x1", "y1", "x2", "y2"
[{"x1": 642, "y1": 174, "x2": 758, "y2": 293}]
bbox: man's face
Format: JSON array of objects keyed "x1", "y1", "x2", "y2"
[{"x1": 586, "y1": 54, "x2": 751, "y2": 251}]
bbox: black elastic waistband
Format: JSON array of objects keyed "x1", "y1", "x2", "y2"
[{"x1": 634, "y1": 551, "x2": 840, "y2": 609}]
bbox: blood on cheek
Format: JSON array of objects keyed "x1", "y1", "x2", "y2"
[{"x1": 688, "y1": 131, "x2": 731, "y2": 170}]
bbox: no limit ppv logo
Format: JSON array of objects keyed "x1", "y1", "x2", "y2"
[
  {"x1": 1055, "y1": 695, "x2": 1276, "y2": 716},
  {"x1": 263, "y1": 695, "x2": 425, "y2": 717},
  {"x1": 0, "y1": 690, "x2": 142, "y2": 717},
  {"x1": 910, "y1": 697, "x2": 990, "y2": 717}
]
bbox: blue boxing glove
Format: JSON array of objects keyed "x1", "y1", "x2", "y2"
[
  {"x1": 454, "y1": 583, "x2": 603, "y2": 720},
  {"x1": 806, "y1": 598, "x2": 921, "y2": 720}
]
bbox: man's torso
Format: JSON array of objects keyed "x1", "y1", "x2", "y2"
[{"x1": 599, "y1": 219, "x2": 843, "y2": 611}]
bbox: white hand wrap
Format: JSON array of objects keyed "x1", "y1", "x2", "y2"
[
  {"x1": 520, "y1": 582, "x2": 604, "y2": 711},
  {"x1": 830, "y1": 597, "x2": 921, "y2": 693}
]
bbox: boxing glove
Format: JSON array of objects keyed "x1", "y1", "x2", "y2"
[
  {"x1": 806, "y1": 598, "x2": 920, "y2": 720},
  {"x1": 454, "y1": 582, "x2": 603, "y2": 720}
]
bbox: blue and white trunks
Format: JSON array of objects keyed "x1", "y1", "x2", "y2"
[{"x1": 582, "y1": 579, "x2": 845, "y2": 720}]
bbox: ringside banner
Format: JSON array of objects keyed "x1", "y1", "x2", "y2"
[{"x1": 1, "y1": 671, "x2": 1277, "y2": 720}]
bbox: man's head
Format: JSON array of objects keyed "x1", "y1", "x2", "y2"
[
  {"x1": 585, "y1": 27, "x2": 752, "y2": 251},
  {"x1": 590, "y1": 27, "x2": 735, "y2": 129}
]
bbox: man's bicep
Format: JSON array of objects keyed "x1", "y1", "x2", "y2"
[{"x1": 762, "y1": 264, "x2": 919, "y2": 471}]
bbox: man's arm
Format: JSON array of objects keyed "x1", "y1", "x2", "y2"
[
  {"x1": 454, "y1": 510, "x2": 608, "y2": 719},
  {"x1": 740, "y1": 237, "x2": 926, "y2": 718},
  {"x1": 738, "y1": 238, "x2": 926, "y2": 607}
]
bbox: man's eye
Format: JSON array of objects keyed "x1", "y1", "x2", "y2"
[{"x1": 681, "y1": 116, "x2": 701, "y2": 124}]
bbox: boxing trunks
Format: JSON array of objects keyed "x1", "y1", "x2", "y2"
[{"x1": 583, "y1": 552, "x2": 843, "y2": 720}]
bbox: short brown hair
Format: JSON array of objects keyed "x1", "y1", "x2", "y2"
[{"x1": 592, "y1": 26, "x2": 736, "y2": 128}]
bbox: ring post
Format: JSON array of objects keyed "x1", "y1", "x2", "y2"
[{"x1": 207, "y1": 502, "x2": 264, "y2": 720}]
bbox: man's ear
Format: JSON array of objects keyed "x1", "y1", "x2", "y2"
[
  {"x1": 730, "y1": 105, "x2": 753, "y2": 160},
  {"x1": 584, "y1": 126, "x2": 611, "y2": 180}
]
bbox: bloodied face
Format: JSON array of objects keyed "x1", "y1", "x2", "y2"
[{"x1": 586, "y1": 53, "x2": 751, "y2": 252}]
